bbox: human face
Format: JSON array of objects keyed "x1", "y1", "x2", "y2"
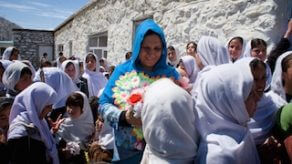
[
  {"x1": 139, "y1": 34, "x2": 162, "y2": 71},
  {"x1": 39, "y1": 104, "x2": 53, "y2": 120},
  {"x1": 67, "y1": 105, "x2": 82, "y2": 119},
  {"x1": 251, "y1": 45, "x2": 267, "y2": 61},
  {"x1": 228, "y1": 39, "x2": 243, "y2": 61},
  {"x1": 283, "y1": 60, "x2": 292, "y2": 94},
  {"x1": 86, "y1": 56, "x2": 97, "y2": 71},
  {"x1": 187, "y1": 43, "x2": 196, "y2": 57},
  {"x1": 65, "y1": 63, "x2": 76, "y2": 80},
  {"x1": 0, "y1": 105, "x2": 11, "y2": 129},
  {"x1": 14, "y1": 74, "x2": 32, "y2": 91},
  {"x1": 245, "y1": 64, "x2": 266, "y2": 117},
  {"x1": 167, "y1": 49, "x2": 177, "y2": 62},
  {"x1": 10, "y1": 49, "x2": 19, "y2": 61}
]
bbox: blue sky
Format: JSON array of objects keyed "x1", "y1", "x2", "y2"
[{"x1": 0, "y1": 0, "x2": 89, "y2": 30}]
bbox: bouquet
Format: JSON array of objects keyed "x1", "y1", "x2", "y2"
[{"x1": 112, "y1": 71, "x2": 157, "y2": 150}]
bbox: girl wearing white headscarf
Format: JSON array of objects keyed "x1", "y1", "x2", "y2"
[
  {"x1": 167, "y1": 45, "x2": 180, "y2": 67},
  {"x1": 226, "y1": 36, "x2": 244, "y2": 62},
  {"x1": 178, "y1": 55, "x2": 199, "y2": 84},
  {"x1": 56, "y1": 91, "x2": 94, "y2": 148},
  {"x1": 2, "y1": 61, "x2": 33, "y2": 97},
  {"x1": 195, "y1": 61, "x2": 263, "y2": 163},
  {"x1": 34, "y1": 67, "x2": 79, "y2": 121},
  {"x1": 7, "y1": 82, "x2": 59, "y2": 164},
  {"x1": 82, "y1": 53, "x2": 108, "y2": 97},
  {"x1": 61, "y1": 60, "x2": 89, "y2": 97},
  {"x1": 55, "y1": 91, "x2": 94, "y2": 163},
  {"x1": 235, "y1": 57, "x2": 286, "y2": 145},
  {"x1": 2, "y1": 47, "x2": 21, "y2": 61},
  {"x1": 271, "y1": 51, "x2": 292, "y2": 102},
  {"x1": 141, "y1": 78, "x2": 198, "y2": 164}
]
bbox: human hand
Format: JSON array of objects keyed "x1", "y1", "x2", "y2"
[
  {"x1": 125, "y1": 107, "x2": 142, "y2": 127},
  {"x1": 284, "y1": 19, "x2": 292, "y2": 38},
  {"x1": 48, "y1": 114, "x2": 65, "y2": 133}
]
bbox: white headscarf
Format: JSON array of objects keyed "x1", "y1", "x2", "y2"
[
  {"x1": 8, "y1": 82, "x2": 59, "y2": 164},
  {"x1": 197, "y1": 36, "x2": 229, "y2": 67},
  {"x1": 0, "y1": 60, "x2": 13, "y2": 90},
  {"x1": 61, "y1": 60, "x2": 81, "y2": 83},
  {"x1": 194, "y1": 63, "x2": 260, "y2": 163},
  {"x1": 180, "y1": 55, "x2": 199, "y2": 83},
  {"x1": 242, "y1": 42, "x2": 272, "y2": 91},
  {"x1": 34, "y1": 67, "x2": 79, "y2": 109},
  {"x1": 235, "y1": 57, "x2": 287, "y2": 144},
  {"x1": 167, "y1": 48, "x2": 180, "y2": 67},
  {"x1": 0, "y1": 60, "x2": 13, "y2": 69},
  {"x1": 82, "y1": 53, "x2": 107, "y2": 97},
  {"x1": 271, "y1": 51, "x2": 292, "y2": 101},
  {"x1": 21, "y1": 60, "x2": 36, "y2": 79},
  {"x1": 57, "y1": 91, "x2": 94, "y2": 149},
  {"x1": 2, "y1": 47, "x2": 21, "y2": 60},
  {"x1": 2, "y1": 61, "x2": 31, "y2": 92},
  {"x1": 226, "y1": 37, "x2": 245, "y2": 62},
  {"x1": 141, "y1": 78, "x2": 198, "y2": 163}
]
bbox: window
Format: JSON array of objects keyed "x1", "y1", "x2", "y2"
[
  {"x1": 88, "y1": 32, "x2": 108, "y2": 59},
  {"x1": 57, "y1": 44, "x2": 64, "y2": 52}
]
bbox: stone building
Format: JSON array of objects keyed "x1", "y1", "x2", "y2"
[
  {"x1": 55, "y1": 0, "x2": 292, "y2": 65},
  {"x1": 13, "y1": 29, "x2": 54, "y2": 68}
]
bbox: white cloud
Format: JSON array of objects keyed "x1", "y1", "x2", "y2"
[
  {"x1": 37, "y1": 12, "x2": 68, "y2": 19},
  {"x1": 0, "y1": 1, "x2": 39, "y2": 12},
  {"x1": 28, "y1": 1, "x2": 51, "y2": 8}
]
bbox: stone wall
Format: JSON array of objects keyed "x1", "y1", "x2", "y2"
[
  {"x1": 54, "y1": 0, "x2": 291, "y2": 66},
  {"x1": 13, "y1": 29, "x2": 54, "y2": 68}
]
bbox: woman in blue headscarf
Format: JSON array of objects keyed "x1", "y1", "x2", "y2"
[{"x1": 99, "y1": 19, "x2": 179, "y2": 163}]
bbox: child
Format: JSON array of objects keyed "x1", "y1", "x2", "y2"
[
  {"x1": 227, "y1": 36, "x2": 244, "y2": 62},
  {"x1": 54, "y1": 91, "x2": 94, "y2": 164},
  {"x1": 82, "y1": 53, "x2": 108, "y2": 97}
]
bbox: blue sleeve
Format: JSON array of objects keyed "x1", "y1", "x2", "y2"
[{"x1": 98, "y1": 103, "x2": 122, "y2": 130}]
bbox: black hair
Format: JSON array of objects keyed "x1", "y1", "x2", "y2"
[
  {"x1": 281, "y1": 54, "x2": 292, "y2": 87},
  {"x1": 0, "y1": 97, "x2": 14, "y2": 112},
  {"x1": 65, "y1": 61, "x2": 74, "y2": 69},
  {"x1": 20, "y1": 67, "x2": 32, "y2": 78},
  {"x1": 125, "y1": 52, "x2": 132, "y2": 60},
  {"x1": 249, "y1": 58, "x2": 266, "y2": 72},
  {"x1": 167, "y1": 46, "x2": 175, "y2": 51},
  {"x1": 281, "y1": 53, "x2": 292, "y2": 73},
  {"x1": 66, "y1": 92, "x2": 84, "y2": 111},
  {"x1": 58, "y1": 52, "x2": 63, "y2": 56},
  {"x1": 86, "y1": 53, "x2": 97, "y2": 63},
  {"x1": 228, "y1": 36, "x2": 243, "y2": 46},
  {"x1": 186, "y1": 41, "x2": 197, "y2": 52},
  {"x1": 251, "y1": 38, "x2": 267, "y2": 49}
]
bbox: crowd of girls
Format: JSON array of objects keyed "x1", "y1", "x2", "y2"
[{"x1": 0, "y1": 18, "x2": 291, "y2": 163}]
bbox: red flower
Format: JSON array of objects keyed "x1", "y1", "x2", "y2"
[{"x1": 127, "y1": 93, "x2": 142, "y2": 105}]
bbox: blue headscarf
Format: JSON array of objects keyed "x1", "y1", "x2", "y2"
[{"x1": 100, "y1": 19, "x2": 179, "y2": 104}]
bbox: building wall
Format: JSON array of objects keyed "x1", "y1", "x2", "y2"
[
  {"x1": 13, "y1": 29, "x2": 54, "y2": 68},
  {"x1": 54, "y1": 0, "x2": 291, "y2": 66}
]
